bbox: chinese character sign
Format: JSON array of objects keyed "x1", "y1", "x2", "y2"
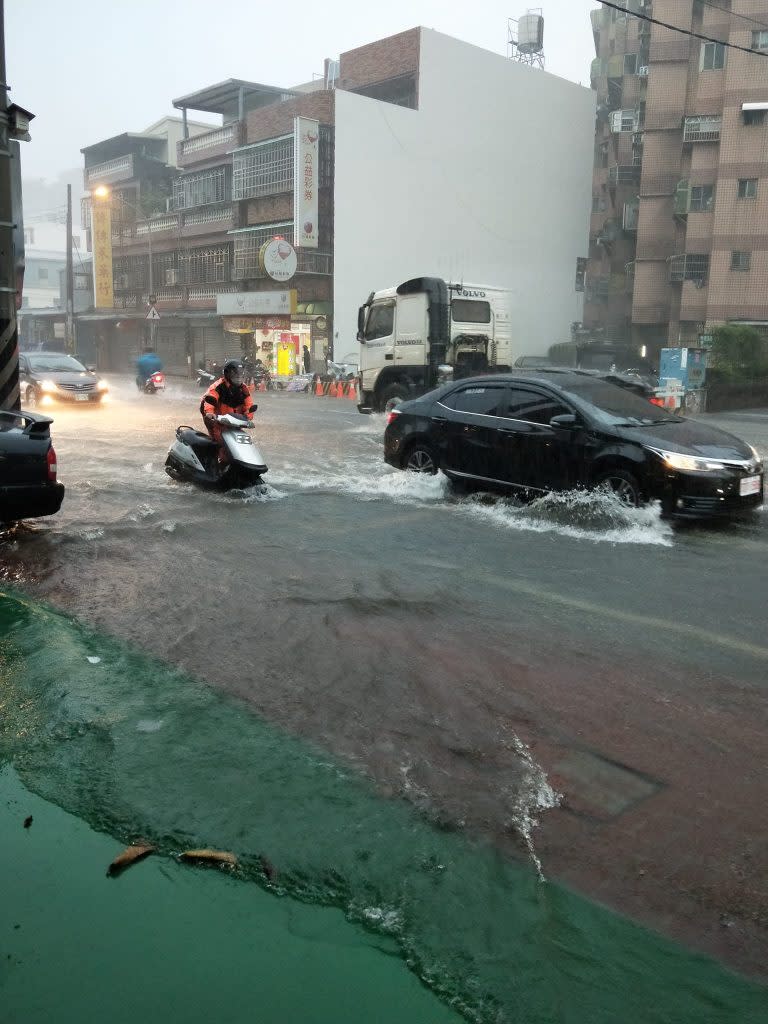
[
  {"x1": 294, "y1": 116, "x2": 319, "y2": 249},
  {"x1": 92, "y1": 199, "x2": 114, "y2": 309}
]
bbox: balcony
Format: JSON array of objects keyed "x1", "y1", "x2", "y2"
[
  {"x1": 609, "y1": 164, "x2": 641, "y2": 186},
  {"x1": 178, "y1": 124, "x2": 238, "y2": 168},
  {"x1": 669, "y1": 254, "x2": 709, "y2": 283},
  {"x1": 683, "y1": 116, "x2": 721, "y2": 143},
  {"x1": 85, "y1": 154, "x2": 134, "y2": 187}
]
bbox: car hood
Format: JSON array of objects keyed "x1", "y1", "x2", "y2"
[
  {"x1": 616, "y1": 419, "x2": 757, "y2": 462},
  {"x1": 38, "y1": 371, "x2": 97, "y2": 385}
]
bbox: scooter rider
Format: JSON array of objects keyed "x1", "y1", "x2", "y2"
[
  {"x1": 136, "y1": 347, "x2": 163, "y2": 390},
  {"x1": 200, "y1": 359, "x2": 257, "y2": 460}
]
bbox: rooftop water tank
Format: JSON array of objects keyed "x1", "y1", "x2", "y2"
[{"x1": 517, "y1": 13, "x2": 545, "y2": 54}]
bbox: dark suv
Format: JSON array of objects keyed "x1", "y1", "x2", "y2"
[
  {"x1": 0, "y1": 410, "x2": 65, "y2": 523},
  {"x1": 383, "y1": 373, "x2": 764, "y2": 519}
]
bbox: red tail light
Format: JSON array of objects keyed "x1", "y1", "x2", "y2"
[
  {"x1": 386, "y1": 409, "x2": 401, "y2": 426},
  {"x1": 649, "y1": 397, "x2": 664, "y2": 407},
  {"x1": 46, "y1": 445, "x2": 57, "y2": 482},
  {"x1": 151, "y1": 372, "x2": 165, "y2": 383}
]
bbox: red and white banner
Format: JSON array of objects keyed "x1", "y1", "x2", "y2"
[{"x1": 294, "y1": 117, "x2": 319, "y2": 250}]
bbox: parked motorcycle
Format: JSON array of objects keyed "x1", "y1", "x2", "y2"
[
  {"x1": 164, "y1": 413, "x2": 268, "y2": 491},
  {"x1": 196, "y1": 367, "x2": 216, "y2": 389},
  {"x1": 139, "y1": 371, "x2": 166, "y2": 394}
]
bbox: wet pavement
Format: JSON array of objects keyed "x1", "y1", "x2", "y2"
[{"x1": 2, "y1": 379, "x2": 767, "y2": 989}]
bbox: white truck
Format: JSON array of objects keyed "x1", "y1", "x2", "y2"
[{"x1": 355, "y1": 277, "x2": 514, "y2": 413}]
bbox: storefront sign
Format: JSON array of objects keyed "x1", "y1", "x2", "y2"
[
  {"x1": 223, "y1": 315, "x2": 292, "y2": 334},
  {"x1": 217, "y1": 290, "x2": 297, "y2": 316},
  {"x1": 259, "y1": 239, "x2": 297, "y2": 282},
  {"x1": 92, "y1": 198, "x2": 114, "y2": 309},
  {"x1": 293, "y1": 116, "x2": 319, "y2": 250}
]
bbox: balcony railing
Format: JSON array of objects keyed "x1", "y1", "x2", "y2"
[
  {"x1": 232, "y1": 249, "x2": 333, "y2": 282},
  {"x1": 683, "y1": 116, "x2": 721, "y2": 143},
  {"x1": 183, "y1": 205, "x2": 233, "y2": 227},
  {"x1": 669, "y1": 254, "x2": 710, "y2": 283},
  {"x1": 85, "y1": 154, "x2": 134, "y2": 186},
  {"x1": 609, "y1": 165, "x2": 641, "y2": 186},
  {"x1": 180, "y1": 125, "x2": 236, "y2": 158}
]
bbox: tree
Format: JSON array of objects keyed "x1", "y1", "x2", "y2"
[{"x1": 710, "y1": 324, "x2": 768, "y2": 378}]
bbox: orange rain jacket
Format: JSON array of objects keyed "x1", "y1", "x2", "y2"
[{"x1": 200, "y1": 378, "x2": 257, "y2": 446}]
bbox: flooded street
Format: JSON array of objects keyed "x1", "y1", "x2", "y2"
[{"x1": 2, "y1": 380, "x2": 768, "y2": 1020}]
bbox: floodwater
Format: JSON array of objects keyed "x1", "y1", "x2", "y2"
[{"x1": 2, "y1": 381, "x2": 768, "y2": 1021}]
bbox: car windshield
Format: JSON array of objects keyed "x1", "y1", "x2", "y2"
[
  {"x1": 28, "y1": 354, "x2": 87, "y2": 373},
  {"x1": 565, "y1": 379, "x2": 681, "y2": 426}
]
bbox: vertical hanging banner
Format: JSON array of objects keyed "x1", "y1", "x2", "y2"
[
  {"x1": 92, "y1": 199, "x2": 114, "y2": 309},
  {"x1": 293, "y1": 116, "x2": 319, "y2": 250}
]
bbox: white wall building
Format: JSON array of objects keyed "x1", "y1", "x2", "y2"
[{"x1": 333, "y1": 29, "x2": 595, "y2": 360}]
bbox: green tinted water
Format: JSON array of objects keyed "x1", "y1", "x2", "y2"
[{"x1": 1, "y1": 589, "x2": 766, "y2": 1024}]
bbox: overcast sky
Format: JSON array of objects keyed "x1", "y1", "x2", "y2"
[{"x1": 7, "y1": 0, "x2": 599, "y2": 180}]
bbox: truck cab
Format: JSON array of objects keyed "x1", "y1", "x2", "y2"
[{"x1": 356, "y1": 277, "x2": 513, "y2": 413}]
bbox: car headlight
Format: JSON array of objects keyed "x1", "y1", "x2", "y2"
[
  {"x1": 39, "y1": 379, "x2": 58, "y2": 393},
  {"x1": 650, "y1": 448, "x2": 724, "y2": 472},
  {"x1": 749, "y1": 444, "x2": 763, "y2": 466},
  {"x1": 97, "y1": 379, "x2": 109, "y2": 390}
]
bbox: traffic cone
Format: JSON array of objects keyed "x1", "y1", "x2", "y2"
[
  {"x1": 337, "y1": 380, "x2": 347, "y2": 398},
  {"x1": 314, "y1": 377, "x2": 323, "y2": 396},
  {"x1": 347, "y1": 378, "x2": 357, "y2": 400},
  {"x1": 258, "y1": 379, "x2": 266, "y2": 392},
  {"x1": 328, "y1": 380, "x2": 338, "y2": 398}
]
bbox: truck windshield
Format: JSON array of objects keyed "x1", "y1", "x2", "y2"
[{"x1": 364, "y1": 303, "x2": 394, "y2": 340}]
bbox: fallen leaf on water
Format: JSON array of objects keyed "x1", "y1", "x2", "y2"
[
  {"x1": 106, "y1": 844, "x2": 155, "y2": 877},
  {"x1": 180, "y1": 849, "x2": 238, "y2": 867}
]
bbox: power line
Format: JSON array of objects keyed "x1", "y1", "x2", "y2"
[
  {"x1": 599, "y1": 0, "x2": 768, "y2": 57},
  {"x1": 699, "y1": 0, "x2": 768, "y2": 33}
]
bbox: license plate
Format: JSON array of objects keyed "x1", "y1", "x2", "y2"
[
  {"x1": 75, "y1": 394, "x2": 89, "y2": 402},
  {"x1": 740, "y1": 475, "x2": 761, "y2": 497}
]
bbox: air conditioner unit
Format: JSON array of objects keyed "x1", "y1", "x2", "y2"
[{"x1": 165, "y1": 269, "x2": 180, "y2": 286}]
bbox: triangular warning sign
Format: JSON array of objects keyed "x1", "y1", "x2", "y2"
[{"x1": 146, "y1": 306, "x2": 161, "y2": 320}]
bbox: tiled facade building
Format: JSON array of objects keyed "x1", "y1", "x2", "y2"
[{"x1": 586, "y1": 0, "x2": 768, "y2": 359}]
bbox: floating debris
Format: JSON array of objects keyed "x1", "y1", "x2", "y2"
[
  {"x1": 180, "y1": 849, "x2": 238, "y2": 868},
  {"x1": 259, "y1": 855, "x2": 277, "y2": 881},
  {"x1": 23, "y1": 815, "x2": 33, "y2": 829},
  {"x1": 86, "y1": 656, "x2": 101, "y2": 665},
  {"x1": 106, "y1": 843, "x2": 155, "y2": 877}
]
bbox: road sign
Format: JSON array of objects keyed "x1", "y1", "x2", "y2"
[{"x1": 146, "y1": 306, "x2": 161, "y2": 320}]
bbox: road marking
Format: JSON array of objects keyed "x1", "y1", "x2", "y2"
[{"x1": 472, "y1": 572, "x2": 768, "y2": 661}]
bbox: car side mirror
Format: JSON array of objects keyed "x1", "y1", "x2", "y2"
[{"x1": 550, "y1": 413, "x2": 577, "y2": 430}]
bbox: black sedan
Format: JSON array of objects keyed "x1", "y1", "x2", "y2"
[
  {"x1": 383, "y1": 373, "x2": 764, "y2": 519},
  {"x1": 19, "y1": 352, "x2": 109, "y2": 407},
  {"x1": 0, "y1": 409, "x2": 65, "y2": 523}
]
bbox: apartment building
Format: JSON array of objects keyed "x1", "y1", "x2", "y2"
[{"x1": 586, "y1": 0, "x2": 768, "y2": 360}]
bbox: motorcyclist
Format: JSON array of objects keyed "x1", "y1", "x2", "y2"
[
  {"x1": 136, "y1": 347, "x2": 163, "y2": 390},
  {"x1": 200, "y1": 359, "x2": 257, "y2": 460}
]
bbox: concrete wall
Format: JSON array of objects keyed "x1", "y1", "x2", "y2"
[{"x1": 333, "y1": 29, "x2": 594, "y2": 359}]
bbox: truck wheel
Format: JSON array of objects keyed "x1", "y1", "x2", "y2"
[
  {"x1": 403, "y1": 442, "x2": 439, "y2": 475},
  {"x1": 380, "y1": 383, "x2": 410, "y2": 412}
]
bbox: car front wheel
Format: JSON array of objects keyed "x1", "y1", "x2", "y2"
[
  {"x1": 595, "y1": 468, "x2": 643, "y2": 507},
  {"x1": 403, "y1": 442, "x2": 439, "y2": 475}
]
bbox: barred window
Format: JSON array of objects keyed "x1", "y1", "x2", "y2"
[
  {"x1": 174, "y1": 166, "x2": 229, "y2": 210},
  {"x1": 689, "y1": 185, "x2": 714, "y2": 211},
  {"x1": 181, "y1": 245, "x2": 232, "y2": 284},
  {"x1": 232, "y1": 137, "x2": 294, "y2": 201},
  {"x1": 738, "y1": 178, "x2": 758, "y2": 199},
  {"x1": 752, "y1": 30, "x2": 768, "y2": 50},
  {"x1": 683, "y1": 116, "x2": 721, "y2": 142}
]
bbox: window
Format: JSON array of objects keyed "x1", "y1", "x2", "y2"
[
  {"x1": 444, "y1": 386, "x2": 507, "y2": 416},
  {"x1": 505, "y1": 389, "x2": 570, "y2": 425},
  {"x1": 174, "y1": 166, "x2": 229, "y2": 209},
  {"x1": 752, "y1": 30, "x2": 768, "y2": 50},
  {"x1": 738, "y1": 178, "x2": 758, "y2": 199},
  {"x1": 451, "y1": 300, "x2": 491, "y2": 324},
  {"x1": 623, "y1": 53, "x2": 638, "y2": 75},
  {"x1": 700, "y1": 41, "x2": 725, "y2": 70},
  {"x1": 731, "y1": 251, "x2": 751, "y2": 271},
  {"x1": 364, "y1": 303, "x2": 394, "y2": 341},
  {"x1": 37, "y1": 266, "x2": 49, "y2": 281},
  {"x1": 743, "y1": 109, "x2": 766, "y2": 126},
  {"x1": 689, "y1": 185, "x2": 714, "y2": 211}
]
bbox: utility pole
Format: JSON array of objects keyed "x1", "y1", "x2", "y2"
[
  {"x1": 65, "y1": 183, "x2": 75, "y2": 354},
  {"x1": 0, "y1": 0, "x2": 19, "y2": 411}
]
